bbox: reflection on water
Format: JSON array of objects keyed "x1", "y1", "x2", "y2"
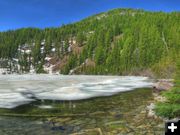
[{"x1": 0, "y1": 88, "x2": 164, "y2": 135}]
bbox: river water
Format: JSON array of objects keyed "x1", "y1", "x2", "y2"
[{"x1": 0, "y1": 75, "x2": 164, "y2": 134}]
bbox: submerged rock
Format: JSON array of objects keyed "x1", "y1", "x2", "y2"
[
  {"x1": 105, "y1": 120, "x2": 124, "y2": 126},
  {"x1": 70, "y1": 128, "x2": 103, "y2": 135}
]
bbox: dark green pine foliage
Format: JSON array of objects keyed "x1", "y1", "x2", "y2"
[{"x1": 0, "y1": 9, "x2": 179, "y2": 77}]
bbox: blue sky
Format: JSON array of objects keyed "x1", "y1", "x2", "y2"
[{"x1": 0, "y1": 0, "x2": 179, "y2": 31}]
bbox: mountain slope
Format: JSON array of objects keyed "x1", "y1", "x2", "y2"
[{"x1": 0, "y1": 8, "x2": 179, "y2": 77}]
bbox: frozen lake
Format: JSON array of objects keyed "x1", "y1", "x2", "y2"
[
  {"x1": 0, "y1": 75, "x2": 153, "y2": 109},
  {"x1": 0, "y1": 75, "x2": 164, "y2": 135}
]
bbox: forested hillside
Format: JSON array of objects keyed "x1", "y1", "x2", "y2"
[{"x1": 0, "y1": 9, "x2": 179, "y2": 77}]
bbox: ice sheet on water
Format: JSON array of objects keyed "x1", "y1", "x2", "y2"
[{"x1": 0, "y1": 75, "x2": 153, "y2": 108}]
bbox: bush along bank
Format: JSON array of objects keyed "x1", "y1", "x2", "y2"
[{"x1": 155, "y1": 63, "x2": 180, "y2": 119}]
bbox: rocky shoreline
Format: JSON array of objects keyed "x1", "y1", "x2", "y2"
[
  {"x1": 153, "y1": 79, "x2": 174, "y2": 91},
  {"x1": 147, "y1": 79, "x2": 175, "y2": 119}
]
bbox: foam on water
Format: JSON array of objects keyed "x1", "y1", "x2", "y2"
[{"x1": 0, "y1": 75, "x2": 153, "y2": 108}]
